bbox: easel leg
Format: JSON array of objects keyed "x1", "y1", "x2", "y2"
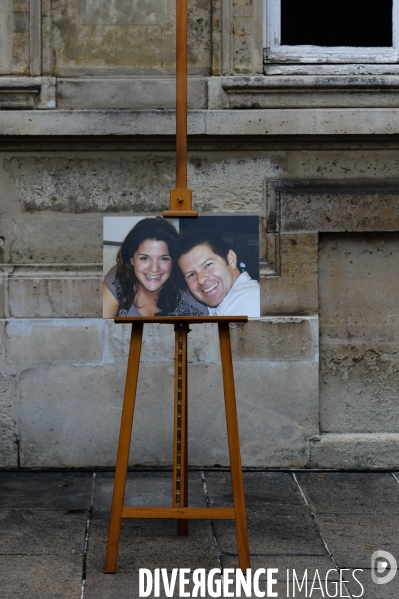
[
  {"x1": 218, "y1": 322, "x2": 250, "y2": 571},
  {"x1": 104, "y1": 322, "x2": 144, "y2": 573},
  {"x1": 173, "y1": 323, "x2": 189, "y2": 535}
]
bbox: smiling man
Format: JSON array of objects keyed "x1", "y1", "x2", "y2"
[{"x1": 177, "y1": 231, "x2": 260, "y2": 317}]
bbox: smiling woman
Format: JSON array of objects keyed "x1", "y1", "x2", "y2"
[{"x1": 103, "y1": 217, "x2": 207, "y2": 318}]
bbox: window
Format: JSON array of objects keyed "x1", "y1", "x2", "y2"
[{"x1": 265, "y1": 0, "x2": 399, "y2": 64}]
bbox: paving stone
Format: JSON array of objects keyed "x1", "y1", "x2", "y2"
[
  {"x1": 0, "y1": 471, "x2": 94, "y2": 510},
  {"x1": 205, "y1": 471, "x2": 304, "y2": 506},
  {"x1": 93, "y1": 471, "x2": 207, "y2": 517},
  {"x1": 218, "y1": 558, "x2": 341, "y2": 599},
  {"x1": 315, "y1": 513, "x2": 399, "y2": 568},
  {"x1": 346, "y1": 569, "x2": 399, "y2": 599},
  {"x1": 87, "y1": 518, "x2": 219, "y2": 572},
  {"x1": 0, "y1": 555, "x2": 82, "y2": 599},
  {"x1": 85, "y1": 571, "x2": 215, "y2": 599},
  {"x1": 0, "y1": 510, "x2": 87, "y2": 555},
  {"x1": 221, "y1": 554, "x2": 337, "y2": 576},
  {"x1": 214, "y1": 505, "x2": 326, "y2": 556},
  {"x1": 296, "y1": 472, "x2": 399, "y2": 514}
]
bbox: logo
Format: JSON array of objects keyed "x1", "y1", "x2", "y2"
[{"x1": 371, "y1": 550, "x2": 397, "y2": 585}]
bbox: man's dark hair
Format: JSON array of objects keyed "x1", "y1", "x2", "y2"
[{"x1": 177, "y1": 230, "x2": 230, "y2": 263}]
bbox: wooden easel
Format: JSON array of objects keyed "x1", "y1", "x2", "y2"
[
  {"x1": 104, "y1": 0, "x2": 250, "y2": 573},
  {"x1": 104, "y1": 316, "x2": 250, "y2": 572}
]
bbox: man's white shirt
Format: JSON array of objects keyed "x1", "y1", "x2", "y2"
[{"x1": 207, "y1": 271, "x2": 260, "y2": 317}]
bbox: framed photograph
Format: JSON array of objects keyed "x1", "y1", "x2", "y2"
[{"x1": 103, "y1": 215, "x2": 260, "y2": 318}]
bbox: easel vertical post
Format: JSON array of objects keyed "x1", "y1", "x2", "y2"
[
  {"x1": 218, "y1": 321, "x2": 251, "y2": 571},
  {"x1": 176, "y1": 0, "x2": 188, "y2": 190},
  {"x1": 163, "y1": 0, "x2": 197, "y2": 217},
  {"x1": 104, "y1": 322, "x2": 144, "y2": 573},
  {"x1": 173, "y1": 322, "x2": 189, "y2": 534}
]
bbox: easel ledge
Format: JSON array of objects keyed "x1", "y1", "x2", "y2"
[{"x1": 114, "y1": 315, "x2": 248, "y2": 324}]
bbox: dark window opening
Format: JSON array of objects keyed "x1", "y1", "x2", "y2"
[{"x1": 281, "y1": 0, "x2": 393, "y2": 47}]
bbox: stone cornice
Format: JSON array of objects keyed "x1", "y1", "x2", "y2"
[{"x1": 2, "y1": 108, "x2": 399, "y2": 136}]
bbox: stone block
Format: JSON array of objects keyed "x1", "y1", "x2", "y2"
[
  {"x1": 0, "y1": 2, "x2": 12, "y2": 74},
  {"x1": 12, "y1": 1, "x2": 29, "y2": 12},
  {"x1": 3, "y1": 152, "x2": 286, "y2": 215},
  {"x1": 187, "y1": 361, "x2": 318, "y2": 467},
  {"x1": 205, "y1": 471, "x2": 304, "y2": 506},
  {"x1": 85, "y1": 572, "x2": 222, "y2": 598},
  {"x1": 10, "y1": 214, "x2": 103, "y2": 262},
  {"x1": 296, "y1": 472, "x2": 399, "y2": 514},
  {"x1": 18, "y1": 358, "x2": 317, "y2": 467},
  {"x1": 315, "y1": 512, "x2": 399, "y2": 568},
  {"x1": 232, "y1": 34, "x2": 252, "y2": 74},
  {"x1": 0, "y1": 471, "x2": 94, "y2": 509},
  {"x1": 191, "y1": 152, "x2": 287, "y2": 214},
  {"x1": 299, "y1": 149, "x2": 399, "y2": 179},
  {"x1": 187, "y1": 0, "x2": 212, "y2": 74},
  {"x1": 12, "y1": 10, "x2": 28, "y2": 32},
  {"x1": 204, "y1": 108, "x2": 399, "y2": 135},
  {"x1": 319, "y1": 233, "x2": 399, "y2": 434},
  {"x1": 87, "y1": 519, "x2": 219, "y2": 573},
  {"x1": 51, "y1": 0, "x2": 211, "y2": 76},
  {"x1": 0, "y1": 510, "x2": 87, "y2": 554},
  {"x1": 5, "y1": 319, "x2": 104, "y2": 365},
  {"x1": 319, "y1": 233, "x2": 399, "y2": 343},
  {"x1": 320, "y1": 344, "x2": 399, "y2": 433},
  {"x1": 92, "y1": 471, "x2": 206, "y2": 516},
  {"x1": 53, "y1": 15, "x2": 163, "y2": 75},
  {"x1": 0, "y1": 373, "x2": 18, "y2": 468},
  {"x1": 79, "y1": 0, "x2": 169, "y2": 26},
  {"x1": 57, "y1": 77, "x2": 207, "y2": 110},
  {"x1": 347, "y1": 569, "x2": 399, "y2": 599},
  {"x1": 103, "y1": 321, "x2": 218, "y2": 364},
  {"x1": 0, "y1": 109, "x2": 206, "y2": 136},
  {"x1": 309, "y1": 433, "x2": 399, "y2": 469},
  {"x1": 263, "y1": 234, "x2": 319, "y2": 315},
  {"x1": 220, "y1": 555, "x2": 338, "y2": 583},
  {"x1": 0, "y1": 276, "x2": 4, "y2": 319},
  {"x1": 8, "y1": 266, "x2": 102, "y2": 317},
  {"x1": 280, "y1": 191, "x2": 399, "y2": 233},
  {"x1": 12, "y1": 31, "x2": 29, "y2": 75},
  {"x1": 212, "y1": 76, "x2": 399, "y2": 110},
  {"x1": 4, "y1": 154, "x2": 176, "y2": 213},
  {"x1": 233, "y1": 0, "x2": 253, "y2": 17},
  {"x1": 18, "y1": 362, "x2": 175, "y2": 467},
  {"x1": 232, "y1": 16, "x2": 252, "y2": 35},
  {"x1": 102, "y1": 319, "x2": 132, "y2": 363},
  {"x1": 0, "y1": 556, "x2": 83, "y2": 599},
  {"x1": 229, "y1": 317, "x2": 316, "y2": 361},
  {"x1": 139, "y1": 322, "x2": 217, "y2": 365},
  {"x1": 213, "y1": 505, "x2": 326, "y2": 555}
]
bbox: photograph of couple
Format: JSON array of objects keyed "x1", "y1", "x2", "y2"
[{"x1": 103, "y1": 215, "x2": 260, "y2": 318}]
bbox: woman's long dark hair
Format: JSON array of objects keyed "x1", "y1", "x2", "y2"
[{"x1": 116, "y1": 217, "x2": 184, "y2": 315}]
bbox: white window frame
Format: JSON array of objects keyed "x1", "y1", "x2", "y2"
[{"x1": 264, "y1": 0, "x2": 399, "y2": 63}]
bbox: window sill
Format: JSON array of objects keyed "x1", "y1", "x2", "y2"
[{"x1": 208, "y1": 74, "x2": 399, "y2": 109}]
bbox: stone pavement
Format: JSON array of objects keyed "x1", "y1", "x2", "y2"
[{"x1": 0, "y1": 470, "x2": 399, "y2": 599}]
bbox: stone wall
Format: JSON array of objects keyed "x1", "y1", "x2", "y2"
[
  {"x1": 1, "y1": 0, "x2": 399, "y2": 469},
  {"x1": 1, "y1": 139, "x2": 398, "y2": 468}
]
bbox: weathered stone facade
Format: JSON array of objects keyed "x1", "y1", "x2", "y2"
[{"x1": 0, "y1": 0, "x2": 398, "y2": 468}]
